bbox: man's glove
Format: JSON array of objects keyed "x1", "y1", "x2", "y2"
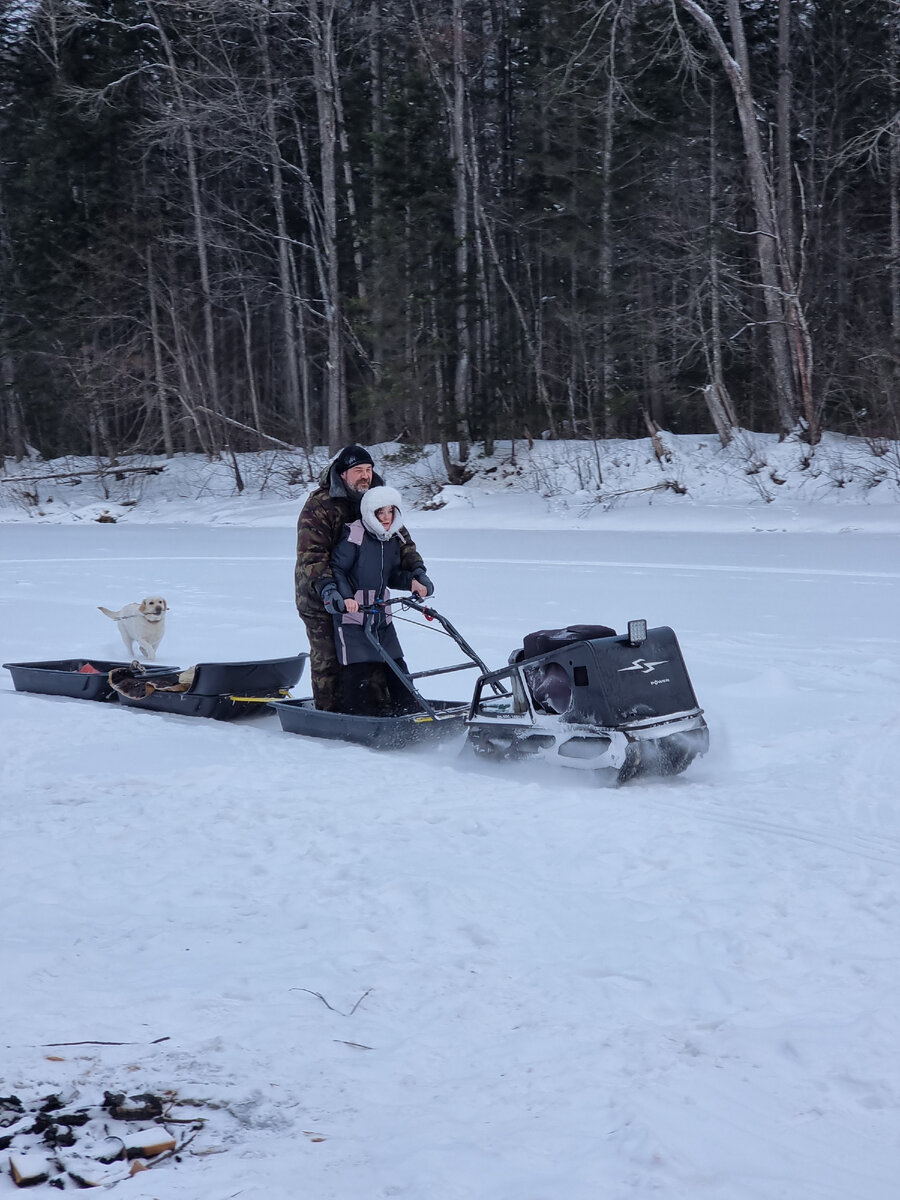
[
  {"x1": 413, "y1": 571, "x2": 434, "y2": 597},
  {"x1": 321, "y1": 584, "x2": 346, "y2": 614}
]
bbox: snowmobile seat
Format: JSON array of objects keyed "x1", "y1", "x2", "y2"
[{"x1": 521, "y1": 624, "x2": 617, "y2": 659}]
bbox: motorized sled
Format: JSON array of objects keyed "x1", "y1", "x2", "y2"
[
  {"x1": 272, "y1": 599, "x2": 708, "y2": 781},
  {"x1": 464, "y1": 620, "x2": 709, "y2": 783}
]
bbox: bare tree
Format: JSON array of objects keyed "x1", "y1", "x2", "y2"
[
  {"x1": 702, "y1": 78, "x2": 738, "y2": 444},
  {"x1": 256, "y1": 4, "x2": 304, "y2": 435},
  {"x1": 598, "y1": 1, "x2": 630, "y2": 436},
  {"x1": 450, "y1": 0, "x2": 472, "y2": 463},
  {"x1": 408, "y1": 0, "x2": 474, "y2": 480},
  {"x1": 775, "y1": 0, "x2": 795, "y2": 274},
  {"x1": 308, "y1": 0, "x2": 348, "y2": 451},
  {"x1": 146, "y1": 1, "x2": 223, "y2": 449},
  {"x1": 890, "y1": 11, "x2": 900, "y2": 404},
  {"x1": 676, "y1": 0, "x2": 815, "y2": 439},
  {"x1": 144, "y1": 242, "x2": 175, "y2": 458}
]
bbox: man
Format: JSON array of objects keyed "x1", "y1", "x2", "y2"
[{"x1": 294, "y1": 444, "x2": 430, "y2": 711}]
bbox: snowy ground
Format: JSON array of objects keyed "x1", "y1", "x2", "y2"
[{"x1": 2, "y1": 441, "x2": 900, "y2": 1197}]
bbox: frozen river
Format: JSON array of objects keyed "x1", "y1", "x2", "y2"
[{"x1": 2, "y1": 520, "x2": 899, "y2": 1198}]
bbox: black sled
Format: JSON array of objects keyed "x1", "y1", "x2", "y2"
[
  {"x1": 110, "y1": 655, "x2": 307, "y2": 719},
  {"x1": 3, "y1": 658, "x2": 180, "y2": 702},
  {"x1": 3, "y1": 655, "x2": 306, "y2": 719},
  {"x1": 270, "y1": 597, "x2": 485, "y2": 749}
]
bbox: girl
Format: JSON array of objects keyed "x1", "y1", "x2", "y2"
[{"x1": 323, "y1": 485, "x2": 433, "y2": 715}]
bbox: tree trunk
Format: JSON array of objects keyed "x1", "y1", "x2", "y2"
[
  {"x1": 776, "y1": 0, "x2": 795, "y2": 273},
  {"x1": 146, "y1": 3, "x2": 221, "y2": 424},
  {"x1": 331, "y1": 40, "x2": 367, "y2": 307},
  {"x1": 0, "y1": 185, "x2": 27, "y2": 461},
  {"x1": 469, "y1": 100, "x2": 493, "y2": 451},
  {"x1": 292, "y1": 109, "x2": 331, "y2": 442},
  {"x1": 0, "y1": 348, "x2": 27, "y2": 462},
  {"x1": 240, "y1": 286, "x2": 265, "y2": 446},
  {"x1": 598, "y1": 9, "x2": 619, "y2": 436},
  {"x1": 890, "y1": 14, "x2": 900, "y2": 408},
  {"x1": 165, "y1": 272, "x2": 213, "y2": 458},
  {"x1": 258, "y1": 10, "x2": 302, "y2": 431},
  {"x1": 145, "y1": 243, "x2": 175, "y2": 457},
  {"x1": 677, "y1": 0, "x2": 800, "y2": 434},
  {"x1": 451, "y1": 0, "x2": 471, "y2": 462},
  {"x1": 368, "y1": 0, "x2": 386, "y2": 439},
  {"x1": 297, "y1": 254, "x2": 314, "y2": 452},
  {"x1": 705, "y1": 79, "x2": 738, "y2": 444},
  {"x1": 308, "y1": 0, "x2": 347, "y2": 451}
]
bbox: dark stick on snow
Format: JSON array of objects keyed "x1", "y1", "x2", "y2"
[
  {"x1": 290, "y1": 988, "x2": 373, "y2": 1017},
  {"x1": 41, "y1": 1036, "x2": 171, "y2": 1047}
]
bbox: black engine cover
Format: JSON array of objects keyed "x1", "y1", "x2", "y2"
[{"x1": 523, "y1": 626, "x2": 700, "y2": 726}]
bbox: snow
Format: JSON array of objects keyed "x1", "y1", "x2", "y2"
[
  {"x1": 2, "y1": 435, "x2": 900, "y2": 1197},
  {"x1": 4, "y1": 429, "x2": 900, "y2": 533}
]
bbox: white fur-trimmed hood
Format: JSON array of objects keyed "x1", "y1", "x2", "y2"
[{"x1": 360, "y1": 485, "x2": 403, "y2": 541}]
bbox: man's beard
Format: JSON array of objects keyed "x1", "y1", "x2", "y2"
[{"x1": 347, "y1": 479, "x2": 371, "y2": 496}]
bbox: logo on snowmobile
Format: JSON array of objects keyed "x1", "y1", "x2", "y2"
[{"x1": 618, "y1": 658, "x2": 669, "y2": 674}]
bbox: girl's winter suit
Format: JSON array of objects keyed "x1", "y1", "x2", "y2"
[{"x1": 329, "y1": 486, "x2": 432, "y2": 714}]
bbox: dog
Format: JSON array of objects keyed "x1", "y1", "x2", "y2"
[{"x1": 98, "y1": 597, "x2": 168, "y2": 661}]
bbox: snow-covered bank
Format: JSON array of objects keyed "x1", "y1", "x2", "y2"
[{"x1": 3, "y1": 429, "x2": 900, "y2": 532}]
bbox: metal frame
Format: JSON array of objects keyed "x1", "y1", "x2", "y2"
[{"x1": 359, "y1": 596, "x2": 503, "y2": 719}]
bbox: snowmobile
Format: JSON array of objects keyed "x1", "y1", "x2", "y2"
[
  {"x1": 273, "y1": 598, "x2": 708, "y2": 782},
  {"x1": 465, "y1": 620, "x2": 709, "y2": 783}
]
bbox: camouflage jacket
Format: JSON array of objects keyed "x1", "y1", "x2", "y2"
[{"x1": 294, "y1": 463, "x2": 425, "y2": 619}]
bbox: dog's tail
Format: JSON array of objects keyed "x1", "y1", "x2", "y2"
[{"x1": 98, "y1": 606, "x2": 118, "y2": 620}]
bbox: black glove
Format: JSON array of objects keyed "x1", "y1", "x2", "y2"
[
  {"x1": 413, "y1": 571, "x2": 434, "y2": 597},
  {"x1": 321, "y1": 584, "x2": 346, "y2": 614}
]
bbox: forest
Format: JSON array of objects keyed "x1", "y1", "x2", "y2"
[{"x1": 1, "y1": 0, "x2": 899, "y2": 477}]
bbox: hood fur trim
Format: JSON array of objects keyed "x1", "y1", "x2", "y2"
[{"x1": 361, "y1": 485, "x2": 404, "y2": 541}]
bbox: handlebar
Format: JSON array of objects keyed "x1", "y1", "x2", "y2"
[
  {"x1": 351, "y1": 594, "x2": 506, "y2": 708},
  {"x1": 356, "y1": 594, "x2": 435, "y2": 617}
]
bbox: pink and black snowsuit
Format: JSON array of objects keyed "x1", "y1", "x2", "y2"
[{"x1": 329, "y1": 486, "x2": 430, "y2": 714}]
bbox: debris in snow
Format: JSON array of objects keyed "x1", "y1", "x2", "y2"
[
  {"x1": 9, "y1": 1152, "x2": 51, "y2": 1187},
  {"x1": 121, "y1": 1128, "x2": 177, "y2": 1159},
  {"x1": 103, "y1": 1091, "x2": 163, "y2": 1121},
  {"x1": 3, "y1": 1091, "x2": 205, "y2": 1191}
]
